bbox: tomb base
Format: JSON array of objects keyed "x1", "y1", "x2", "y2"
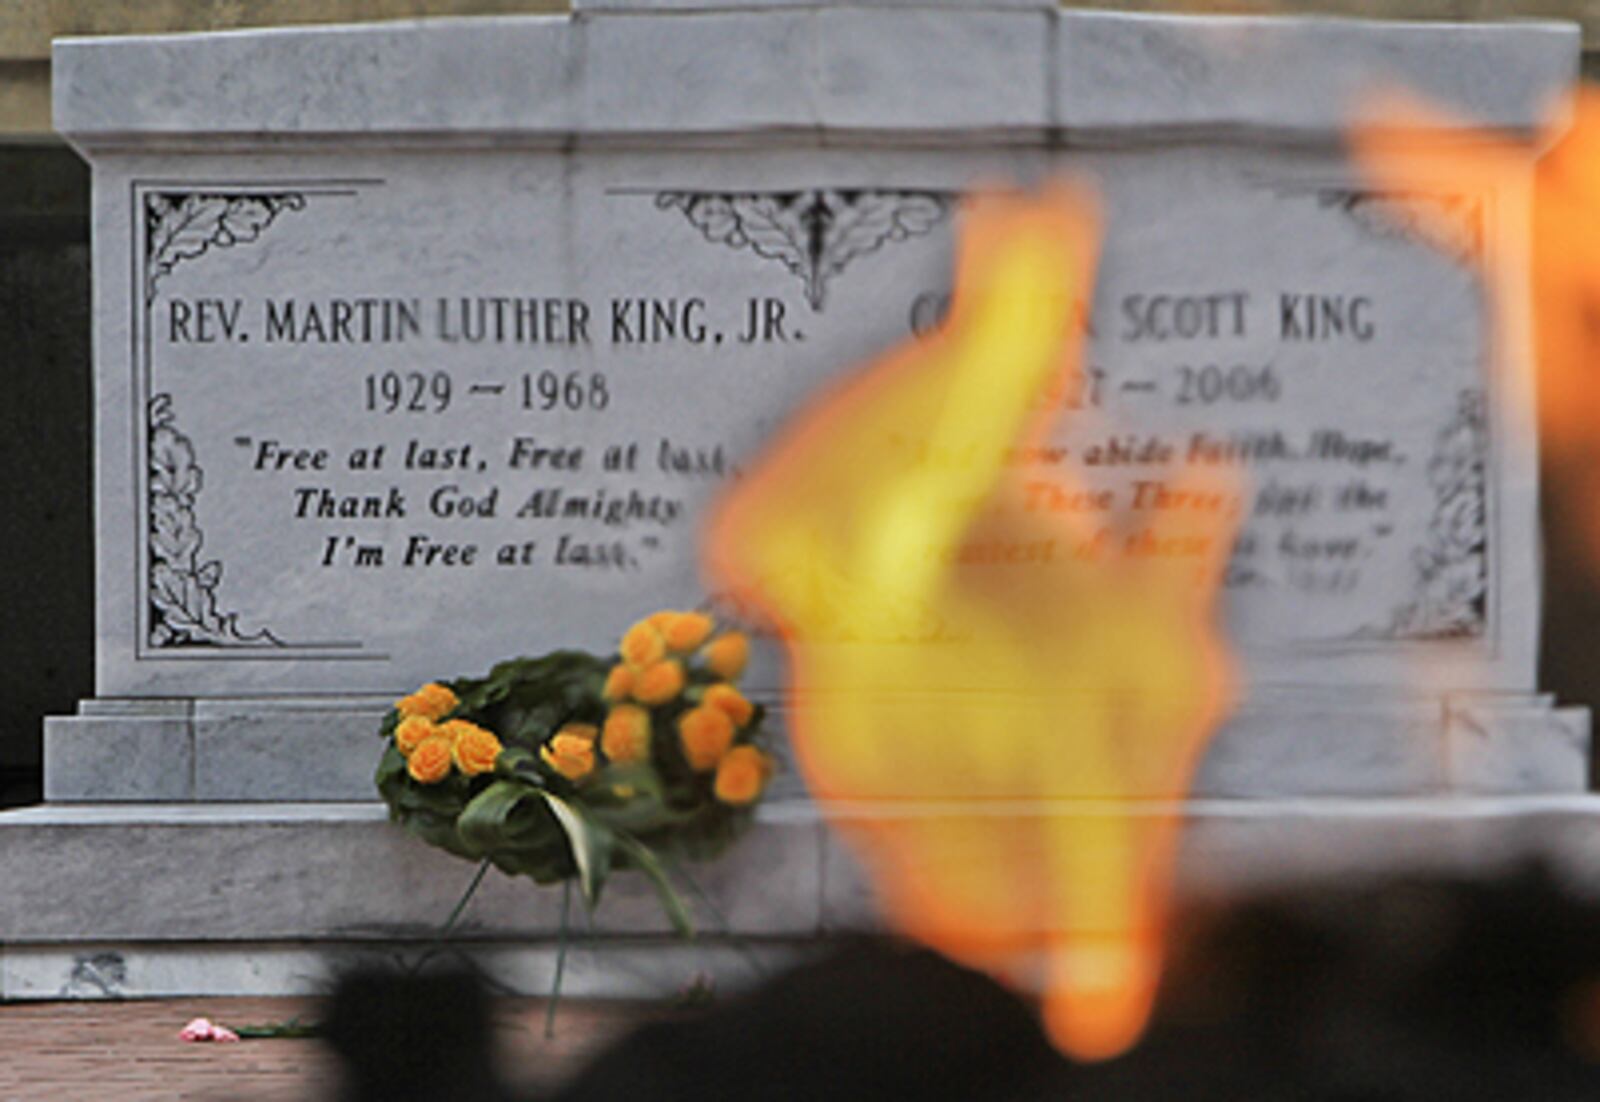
[
  {"x1": 6, "y1": 794, "x2": 1600, "y2": 999},
  {"x1": 23, "y1": 5, "x2": 1594, "y2": 1006},
  {"x1": 41, "y1": 692, "x2": 1589, "y2": 803}
]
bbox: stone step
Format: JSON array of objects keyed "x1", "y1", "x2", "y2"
[
  {"x1": 42, "y1": 693, "x2": 1591, "y2": 802},
  {"x1": 10, "y1": 795, "x2": 1600, "y2": 998}
]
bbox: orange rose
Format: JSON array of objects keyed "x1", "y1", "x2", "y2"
[
  {"x1": 678, "y1": 706, "x2": 735, "y2": 772},
  {"x1": 633, "y1": 660, "x2": 685, "y2": 706},
  {"x1": 703, "y1": 633, "x2": 749, "y2": 679},
  {"x1": 407, "y1": 736, "x2": 454, "y2": 784},
  {"x1": 714, "y1": 745, "x2": 771, "y2": 805},
  {"x1": 662, "y1": 611, "x2": 715, "y2": 652},
  {"x1": 395, "y1": 715, "x2": 437, "y2": 756},
  {"x1": 602, "y1": 663, "x2": 635, "y2": 702},
  {"x1": 620, "y1": 619, "x2": 667, "y2": 668},
  {"x1": 434, "y1": 718, "x2": 477, "y2": 743},
  {"x1": 601, "y1": 704, "x2": 652, "y2": 765},
  {"x1": 450, "y1": 722, "x2": 504, "y2": 776},
  {"x1": 702, "y1": 683, "x2": 754, "y2": 727},
  {"x1": 647, "y1": 610, "x2": 680, "y2": 632},
  {"x1": 396, "y1": 682, "x2": 458, "y2": 722},
  {"x1": 541, "y1": 730, "x2": 597, "y2": 781},
  {"x1": 556, "y1": 722, "x2": 598, "y2": 745}
]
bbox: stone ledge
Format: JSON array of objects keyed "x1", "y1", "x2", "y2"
[
  {"x1": 817, "y1": 793, "x2": 1600, "y2": 926},
  {"x1": 1056, "y1": 10, "x2": 1578, "y2": 138},
  {"x1": 51, "y1": 10, "x2": 1577, "y2": 148},
  {"x1": 41, "y1": 695, "x2": 812, "y2": 803},
  {"x1": 0, "y1": 938, "x2": 816, "y2": 1001},
  {"x1": 9, "y1": 795, "x2": 1600, "y2": 996},
  {"x1": 0, "y1": 800, "x2": 826, "y2": 943},
  {"x1": 9, "y1": 795, "x2": 1600, "y2": 941},
  {"x1": 42, "y1": 693, "x2": 1586, "y2": 802}
]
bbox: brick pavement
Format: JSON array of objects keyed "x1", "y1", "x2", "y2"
[{"x1": 0, "y1": 997, "x2": 655, "y2": 1101}]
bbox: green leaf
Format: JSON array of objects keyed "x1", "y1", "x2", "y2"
[
  {"x1": 375, "y1": 743, "x2": 407, "y2": 791},
  {"x1": 495, "y1": 746, "x2": 541, "y2": 779},
  {"x1": 669, "y1": 804, "x2": 754, "y2": 863},
  {"x1": 492, "y1": 843, "x2": 574, "y2": 883},
  {"x1": 376, "y1": 748, "x2": 475, "y2": 857},
  {"x1": 452, "y1": 655, "x2": 539, "y2": 712},
  {"x1": 230, "y1": 1018, "x2": 322, "y2": 1039},
  {"x1": 374, "y1": 646, "x2": 760, "y2": 917},
  {"x1": 394, "y1": 776, "x2": 471, "y2": 819},
  {"x1": 509, "y1": 702, "x2": 565, "y2": 747},
  {"x1": 612, "y1": 831, "x2": 695, "y2": 938},
  {"x1": 583, "y1": 766, "x2": 695, "y2": 835},
  {"x1": 539, "y1": 792, "x2": 613, "y2": 909},
  {"x1": 405, "y1": 807, "x2": 480, "y2": 860},
  {"x1": 453, "y1": 780, "x2": 599, "y2": 888},
  {"x1": 457, "y1": 779, "x2": 555, "y2": 856}
]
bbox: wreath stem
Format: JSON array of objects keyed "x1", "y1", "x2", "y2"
[
  {"x1": 545, "y1": 878, "x2": 573, "y2": 1040},
  {"x1": 406, "y1": 858, "x2": 495, "y2": 976},
  {"x1": 444, "y1": 858, "x2": 492, "y2": 934},
  {"x1": 671, "y1": 860, "x2": 768, "y2": 980}
]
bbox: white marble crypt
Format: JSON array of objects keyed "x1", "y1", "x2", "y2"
[{"x1": 3, "y1": 1, "x2": 1596, "y2": 999}]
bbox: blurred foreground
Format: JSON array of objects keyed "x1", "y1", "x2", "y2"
[
  {"x1": 11, "y1": 864, "x2": 1600, "y2": 1100},
  {"x1": 553, "y1": 866, "x2": 1600, "y2": 1101},
  {"x1": 0, "y1": 992, "x2": 654, "y2": 1102}
]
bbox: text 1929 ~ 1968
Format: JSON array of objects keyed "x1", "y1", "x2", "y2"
[{"x1": 363, "y1": 371, "x2": 612, "y2": 414}]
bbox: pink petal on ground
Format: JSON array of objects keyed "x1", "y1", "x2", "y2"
[
  {"x1": 179, "y1": 1017, "x2": 216, "y2": 1041},
  {"x1": 179, "y1": 1017, "x2": 241, "y2": 1042}
]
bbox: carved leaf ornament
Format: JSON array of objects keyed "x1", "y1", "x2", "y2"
[
  {"x1": 1367, "y1": 390, "x2": 1490, "y2": 640},
  {"x1": 1321, "y1": 190, "x2": 1483, "y2": 267},
  {"x1": 656, "y1": 189, "x2": 951, "y2": 310},
  {"x1": 147, "y1": 396, "x2": 279, "y2": 647},
  {"x1": 142, "y1": 189, "x2": 304, "y2": 647},
  {"x1": 145, "y1": 192, "x2": 306, "y2": 301}
]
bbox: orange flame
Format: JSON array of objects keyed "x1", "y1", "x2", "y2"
[
  {"x1": 1350, "y1": 87, "x2": 1600, "y2": 566},
  {"x1": 704, "y1": 187, "x2": 1240, "y2": 1060}
]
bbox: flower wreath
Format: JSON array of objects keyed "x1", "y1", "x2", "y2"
[{"x1": 376, "y1": 610, "x2": 772, "y2": 935}]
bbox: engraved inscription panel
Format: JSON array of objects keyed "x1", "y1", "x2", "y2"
[{"x1": 103, "y1": 146, "x2": 1509, "y2": 696}]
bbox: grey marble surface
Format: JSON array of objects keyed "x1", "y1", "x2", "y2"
[
  {"x1": 818, "y1": 792, "x2": 1600, "y2": 928},
  {"x1": 43, "y1": 695, "x2": 812, "y2": 802},
  {"x1": 43, "y1": 714, "x2": 192, "y2": 802},
  {"x1": 0, "y1": 939, "x2": 814, "y2": 1000},
  {"x1": 191, "y1": 707, "x2": 390, "y2": 801},
  {"x1": 1194, "y1": 700, "x2": 1449, "y2": 797},
  {"x1": 42, "y1": 8, "x2": 1588, "y2": 816},
  {"x1": 574, "y1": 0, "x2": 1056, "y2": 11},
  {"x1": 1444, "y1": 695, "x2": 1591, "y2": 794},
  {"x1": 44, "y1": 693, "x2": 1585, "y2": 801},
  {"x1": 1056, "y1": 11, "x2": 1578, "y2": 138},
  {"x1": 0, "y1": 801, "x2": 824, "y2": 943},
  {"x1": 53, "y1": 11, "x2": 1576, "y2": 148},
  {"x1": 9, "y1": 795, "x2": 1600, "y2": 998},
  {"x1": 78, "y1": 139, "x2": 1550, "y2": 699}
]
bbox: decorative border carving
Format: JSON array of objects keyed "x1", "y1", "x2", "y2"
[
  {"x1": 147, "y1": 395, "x2": 282, "y2": 648},
  {"x1": 1265, "y1": 177, "x2": 1497, "y2": 646},
  {"x1": 1317, "y1": 189, "x2": 1484, "y2": 267},
  {"x1": 133, "y1": 183, "x2": 378, "y2": 658},
  {"x1": 1259, "y1": 180, "x2": 1485, "y2": 268},
  {"x1": 1361, "y1": 390, "x2": 1490, "y2": 641},
  {"x1": 145, "y1": 192, "x2": 306, "y2": 303},
  {"x1": 62, "y1": 952, "x2": 129, "y2": 998},
  {"x1": 654, "y1": 189, "x2": 954, "y2": 310},
  {"x1": 141, "y1": 190, "x2": 307, "y2": 649}
]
